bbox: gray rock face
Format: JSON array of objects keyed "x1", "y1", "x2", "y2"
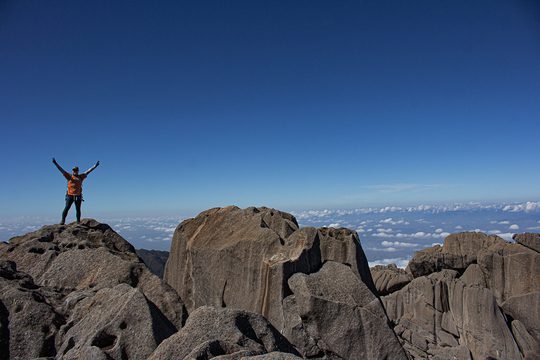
[
  {"x1": 136, "y1": 249, "x2": 169, "y2": 278},
  {"x1": 57, "y1": 284, "x2": 176, "y2": 360},
  {"x1": 283, "y1": 261, "x2": 408, "y2": 359},
  {"x1": 239, "y1": 353, "x2": 303, "y2": 359},
  {"x1": 514, "y1": 233, "x2": 540, "y2": 253},
  {"x1": 0, "y1": 220, "x2": 186, "y2": 359},
  {"x1": 0, "y1": 260, "x2": 63, "y2": 360},
  {"x1": 164, "y1": 206, "x2": 374, "y2": 332},
  {"x1": 370, "y1": 263, "x2": 412, "y2": 295},
  {"x1": 5, "y1": 209, "x2": 536, "y2": 360},
  {"x1": 385, "y1": 232, "x2": 540, "y2": 359},
  {"x1": 0, "y1": 219, "x2": 185, "y2": 328},
  {"x1": 407, "y1": 232, "x2": 505, "y2": 277},
  {"x1": 317, "y1": 227, "x2": 377, "y2": 293},
  {"x1": 148, "y1": 306, "x2": 299, "y2": 360}
]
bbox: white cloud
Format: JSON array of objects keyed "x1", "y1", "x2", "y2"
[
  {"x1": 379, "y1": 218, "x2": 410, "y2": 225},
  {"x1": 292, "y1": 201, "x2": 540, "y2": 223},
  {"x1": 526, "y1": 226, "x2": 540, "y2": 230},
  {"x1": 381, "y1": 240, "x2": 419, "y2": 248},
  {"x1": 435, "y1": 228, "x2": 443, "y2": 233},
  {"x1": 152, "y1": 225, "x2": 176, "y2": 233},
  {"x1": 326, "y1": 223, "x2": 341, "y2": 228},
  {"x1": 455, "y1": 225, "x2": 463, "y2": 229},
  {"x1": 373, "y1": 231, "x2": 450, "y2": 240},
  {"x1": 368, "y1": 257, "x2": 410, "y2": 269},
  {"x1": 433, "y1": 232, "x2": 451, "y2": 238},
  {"x1": 509, "y1": 224, "x2": 519, "y2": 230},
  {"x1": 431, "y1": 242, "x2": 443, "y2": 247},
  {"x1": 497, "y1": 233, "x2": 514, "y2": 241},
  {"x1": 502, "y1": 202, "x2": 540, "y2": 212},
  {"x1": 499, "y1": 221, "x2": 510, "y2": 225},
  {"x1": 488, "y1": 229, "x2": 501, "y2": 234}
]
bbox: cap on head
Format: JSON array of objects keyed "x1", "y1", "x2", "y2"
[{"x1": 72, "y1": 167, "x2": 79, "y2": 172}]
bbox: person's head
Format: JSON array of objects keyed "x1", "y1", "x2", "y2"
[{"x1": 72, "y1": 167, "x2": 79, "y2": 175}]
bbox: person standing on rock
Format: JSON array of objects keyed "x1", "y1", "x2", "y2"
[{"x1": 52, "y1": 158, "x2": 100, "y2": 224}]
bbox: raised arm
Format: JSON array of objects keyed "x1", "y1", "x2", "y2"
[
  {"x1": 83, "y1": 161, "x2": 100, "y2": 176},
  {"x1": 52, "y1": 158, "x2": 69, "y2": 176}
]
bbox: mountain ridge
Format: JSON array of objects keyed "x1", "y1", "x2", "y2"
[{"x1": 0, "y1": 207, "x2": 538, "y2": 359}]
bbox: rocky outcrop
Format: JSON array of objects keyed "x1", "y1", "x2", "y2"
[
  {"x1": 0, "y1": 219, "x2": 185, "y2": 328},
  {"x1": 0, "y1": 260, "x2": 63, "y2": 360},
  {"x1": 148, "y1": 306, "x2": 299, "y2": 360},
  {"x1": 283, "y1": 261, "x2": 408, "y2": 359},
  {"x1": 4, "y1": 208, "x2": 538, "y2": 360},
  {"x1": 240, "y1": 353, "x2": 303, "y2": 359},
  {"x1": 406, "y1": 232, "x2": 505, "y2": 277},
  {"x1": 382, "y1": 231, "x2": 540, "y2": 359},
  {"x1": 136, "y1": 249, "x2": 169, "y2": 278},
  {"x1": 57, "y1": 284, "x2": 176, "y2": 359},
  {"x1": 163, "y1": 206, "x2": 408, "y2": 359},
  {"x1": 514, "y1": 233, "x2": 540, "y2": 253},
  {"x1": 0, "y1": 220, "x2": 186, "y2": 359},
  {"x1": 164, "y1": 206, "x2": 374, "y2": 332},
  {"x1": 371, "y1": 263, "x2": 412, "y2": 295}
]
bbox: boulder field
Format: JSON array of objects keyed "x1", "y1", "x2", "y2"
[
  {"x1": 0, "y1": 207, "x2": 538, "y2": 359},
  {"x1": 371, "y1": 232, "x2": 540, "y2": 360}
]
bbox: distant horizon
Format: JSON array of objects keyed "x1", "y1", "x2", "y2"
[
  {"x1": 1, "y1": 198, "x2": 539, "y2": 222},
  {"x1": 2, "y1": 199, "x2": 539, "y2": 268}
]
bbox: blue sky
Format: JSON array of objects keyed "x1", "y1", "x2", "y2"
[{"x1": 1, "y1": 0, "x2": 540, "y2": 217}]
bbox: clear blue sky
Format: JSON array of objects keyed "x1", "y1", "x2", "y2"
[{"x1": 1, "y1": 0, "x2": 539, "y2": 217}]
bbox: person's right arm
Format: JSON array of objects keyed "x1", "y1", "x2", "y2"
[{"x1": 52, "y1": 158, "x2": 69, "y2": 178}]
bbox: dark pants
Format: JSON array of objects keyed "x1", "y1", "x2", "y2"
[{"x1": 62, "y1": 195, "x2": 82, "y2": 224}]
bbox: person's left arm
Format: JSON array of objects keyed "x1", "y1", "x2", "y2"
[{"x1": 83, "y1": 161, "x2": 100, "y2": 176}]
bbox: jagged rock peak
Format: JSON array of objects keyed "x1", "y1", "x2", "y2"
[
  {"x1": 163, "y1": 205, "x2": 375, "y2": 332},
  {"x1": 370, "y1": 263, "x2": 413, "y2": 296},
  {"x1": 407, "y1": 231, "x2": 506, "y2": 277},
  {"x1": 5, "y1": 218, "x2": 136, "y2": 257},
  {"x1": 383, "y1": 231, "x2": 540, "y2": 359},
  {"x1": 513, "y1": 232, "x2": 540, "y2": 253},
  {"x1": 0, "y1": 218, "x2": 186, "y2": 329}
]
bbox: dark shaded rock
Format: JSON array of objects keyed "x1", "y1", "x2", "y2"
[
  {"x1": 0, "y1": 260, "x2": 64, "y2": 360},
  {"x1": 136, "y1": 248, "x2": 169, "y2": 278},
  {"x1": 148, "y1": 306, "x2": 299, "y2": 360},
  {"x1": 513, "y1": 233, "x2": 540, "y2": 253},
  {"x1": 56, "y1": 284, "x2": 176, "y2": 360},
  {"x1": 240, "y1": 353, "x2": 303, "y2": 359},
  {"x1": 0, "y1": 219, "x2": 186, "y2": 328},
  {"x1": 370, "y1": 263, "x2": 412, "y2": 295},
  {"x1": 407, "y1": 232, "x2": 505, "y2": 277},
  {"x1": 502, "y1": 292, "x2": 540, "y2": 343},
  {"x1": 511, "y1": 319, "x2": 540, "y2": 360},
  {"x1": 283, "y1": 261, "x2": 408, "y2": 360}
]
